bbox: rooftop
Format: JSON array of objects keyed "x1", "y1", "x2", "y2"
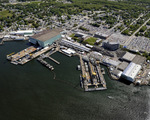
[
  {"x1": 132, "y1": 55, "x2": 146, "y2": 65},
  {"x1": 122, "y1": 52, "x2": 136, "y2": 62},
  {"x1": 118, "y1": 61, "x2": 129, "y2": 71},
  {"x1": 31, "y1": 28, "x2": 62, "y2": 42},
  {"x1": 122, "y1": 62, "x2": 141, "y2": 80}
]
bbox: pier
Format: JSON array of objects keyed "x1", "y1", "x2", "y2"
[
  {"x1": 0, "y1": 40, "x2": 4, "y2": 45},
  {"x1": 7, "y1": 46, "x2": 37, "y2": 62},
  {"x1": 18, "y1": 45, "x2": 55, "y2": 65},
  {"x1": 48, "y1": 56, "x2": 60, "y2": 65},
  {"x1": 37, "y1": 57, "x2": 54, "y2": 71}
]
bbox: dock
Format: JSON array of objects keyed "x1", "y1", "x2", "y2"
[
  {"x1": 7, "y1": 46, "x2": 37, "y2": 62},
  {"x1": 48, "y1": 56, "x2": 60, "y2": 64},
  {"x1": 0, "y1": 40, "x2": 4, "y2": 45},
  {"x1": 37, "y1": 57, "x2": 54, "y2": 71},
  {"x1": 79, "y1": 54, "x2": 107, "y2": 91},
  {"x1": 18, "y1": 45, "x2": 55, "y2": 65},
  {"x1": 96, "y1": 64, "x2": 107, "y2": 88}
]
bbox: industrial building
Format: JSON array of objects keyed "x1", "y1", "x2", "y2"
[
  {"x1": 10, "y1": 30, "x2": 34, "y2": 36},
  {"x1": 102, "y1": 40, "x2": 119, "y2": 51},
  {"x1": 122, "y1": 52, "x2": 136, "y2": 62},
  {"x1": 118, "y1": 61, "x2": 129, "y2": 71},
  {"x1": 90, "y1": 51, "x2": 102, "y2": 61},
  {"x1": 121, "y1": 62, "x2": 141, "y2": 82},
  {"x1": 102, "y1": 57, "x2": 121, "y2": 67},
  {"x1": 112, "y1": 69, "x2": 122, "y2": 78},
  {"x1": 29, "y1": 29, "x2": 62, "y2": 47},
  {"x1": 60, "y1": 39, "x2": 91, "y2": 52},
  {"x1": 94, "y1": 32, "x2": 109, "y2": 39},
  {"x1": 132, "y1": 55, "x2": 146, "y2": 65}
]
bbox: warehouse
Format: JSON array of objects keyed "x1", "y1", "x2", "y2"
[
  {"x1": 122, "y1": 52, "x2": 136, "y2": 62},
  {"x1": 10, "y1": 30, "x2": 34, "y2": 36},
  {"x1": 60, "y1": 39, "x2": 90, "y2": 52},
  {"x1": 121, "y1": 62, "x2": 141, "y2": 82},
  {"x1": 29, "y1": 29, "x2": 62, "y2": 47}
]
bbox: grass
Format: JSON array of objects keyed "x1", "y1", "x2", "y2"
[
  {"x1": 0, "y1": 10, "x2": 12, "y2": 18},
  {"x1": 83, "y1": 37, "x2": 97, "y2": 45},
  {"x1": 69, "y1": 33, "x2": 75, "y2": 38}
]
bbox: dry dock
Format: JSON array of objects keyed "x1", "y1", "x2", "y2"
[{"x1": 79, "y1": 55, "x2": 107, "y2": 91}]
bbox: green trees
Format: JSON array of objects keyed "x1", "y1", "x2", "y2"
[{"x1": 139, "y1": 26, "x2": 147, "y2": 32}]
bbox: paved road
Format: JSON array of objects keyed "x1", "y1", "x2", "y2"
[
  {"x1": 125, "y1": 17, "x2": 150, "y2": 46},
  {"x1": 121, "y1": 14, "x2": 143, "y2": 33}
]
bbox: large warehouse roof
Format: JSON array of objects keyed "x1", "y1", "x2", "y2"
[
  {"x1": 122, "y1": 62, "x2": 141, "y2": 81},
  {"x1": 31, "y1": 28, "x2": 62, "y2": 42},
  {"x1": 122, "y1": 52, "x2": 136, "y2": 62}
]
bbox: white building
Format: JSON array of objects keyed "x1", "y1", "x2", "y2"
[
  {"x1": 121, "y1": 62, "x2": 141, "y2": 82},
  {"x1": 10, "y1": 30, "x2": 34, "y2": 36}
]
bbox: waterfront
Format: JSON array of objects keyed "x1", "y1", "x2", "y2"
[{"x1": 0, "y1": 41, "x2": 149, "y2": 120}]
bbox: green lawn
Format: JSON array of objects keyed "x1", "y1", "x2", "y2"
[
  {"x1": 69, "y1": 33, "x2": 75, "y2": 38},
  {"x1": 0, "y1": 10, "x2": 12, "y2": 18},
  {"x1": 83, "y1": 37, "x2": 97, "y2": 45}
]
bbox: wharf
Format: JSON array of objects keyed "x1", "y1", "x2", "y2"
[
  {"x1": 96, "y1": 65, "x2": 107, "y2": 88},
  {"x1": 37, "y1": 57, "x2": 54, "y2": 71},
  {"x1": 0, "y1": 40, "x2": 4, "y2": 45},
  {"x1": 7, "y1": 46, "x2": 37, "y2": 62},
  {"x1": 20, "y1": 45, "x2": 55, "y2": 65},
  {"x1": 48, "y1": 56, "x2": 60, "y2": 64},
  {"x1": 31, "y1": 46, "x2": 54, "y2": 59}
]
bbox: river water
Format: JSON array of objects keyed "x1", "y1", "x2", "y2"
[{"x1": 0, "y1": 40, "x2": 149, "y2": 120}]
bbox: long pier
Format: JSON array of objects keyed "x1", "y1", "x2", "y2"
[
  {"x1": 19, "y1": 45, "x2": 55, "y2": 65},
  {"x1": 48, "y1": 56, "x2": 60, "y2": 64},
  {"x1": 0, "y1": 40, "x2": 4, "y2": 45}
]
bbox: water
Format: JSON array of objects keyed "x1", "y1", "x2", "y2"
[{"x1": 0, "y1": 41, "x2": 149, "y2": 120}]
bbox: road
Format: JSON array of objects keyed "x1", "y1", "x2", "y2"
[
  {"x1": 105, "y1": 22, "x2": 122, "y2": 34},
  {"x1": 125, "y1": 17, "x2": 150, "y2": 46},
  {"x1": 121, "y1": 14, "x2": 143, "y2": 33}
]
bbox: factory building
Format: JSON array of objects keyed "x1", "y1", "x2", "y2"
[
  {"x1": 94, "y1": 32, "x2": 109, "y2": 39},
  {"x1": 121, "y1": 62, "x2": 141, "y2": 82},
  {"x1": 102, "y1": 40, "x2": 119, "y2": 51},
  {"x1": 122, "y1": 52, "x2": 136, "y2": 62},
  {"x1": 10, "y1": 30, "x2": 34, "y2": 36},
  {"x1": 60, "y1": 39, "x2": 91, "y2": 52},
  {"x1": 90, "y1": 51, "x2": 102, "y2": 61},
  {"x1": 29, "y1": 29, "x2": 62, "y2": 47},
  {"x1": 102, "y1": 57, "x2": 121, "y2": 67}
]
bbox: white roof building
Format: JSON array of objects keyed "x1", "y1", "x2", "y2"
[
  {"x1": 10, "y1": 30, "x2": 34, "y2": 36},
  {"x1": 121, "y1": 62, "x2": 141, "y2": 82}
]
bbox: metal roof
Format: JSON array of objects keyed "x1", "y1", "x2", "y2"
[
  {"x1": 122, "y1": 62, "x2": 141, "y2": 80},
  {"x1": 31, "y1": 28, "x2": 62, "y2": 42}
]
